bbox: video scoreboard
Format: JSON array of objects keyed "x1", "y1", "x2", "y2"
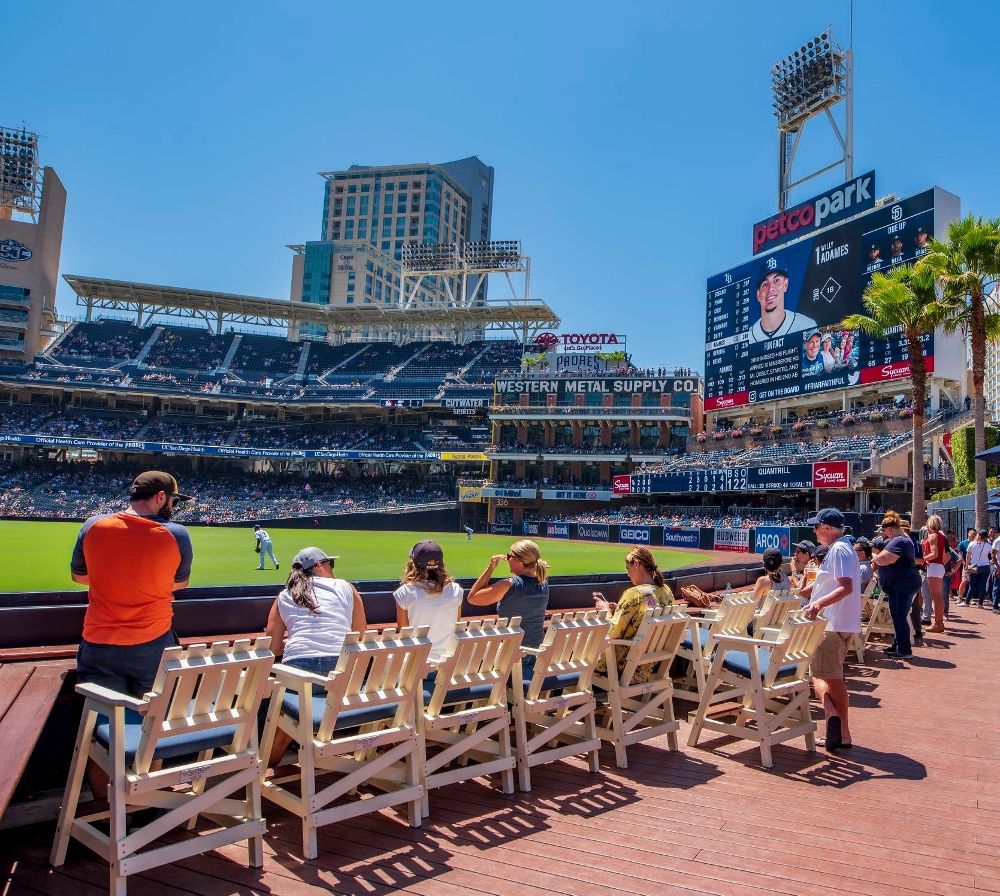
[
  {"x1": 618, "y1": 461, "x2": 849, "y2": 495},
  {"x1": 704, "y1": 187, "x2": 943, "y2": 412}
]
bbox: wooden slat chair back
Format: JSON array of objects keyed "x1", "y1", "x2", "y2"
[
  {"x1": 420, "y1": 617, "x2": 524, "y2": 812},
  {"x1": 755, "y1": 591, "x2": 800, "y2": 631},
  {"x1": 673, "y1": 594, "x2": 758, "y2": 703},
  {"x1": 593, "y1": 607, "x2": 690, "y2": 768},
  {"x1": 260, "y1": 626, "x2": 431, "y2": 859},
  {"x1": 51, "y1": 639, "x2": 274, "y2": 896},
  {"x1": 510, "y1": 610, "x2": 610, "y2": 792},
  {"x1": 687, "y1": 615, "x2": 828, "y2": 768}
]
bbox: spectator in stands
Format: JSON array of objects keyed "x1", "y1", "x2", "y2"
[
  {"x1": 922, "y1": 515, "x2": 948, "y2": 633},
  {"x1": 254, "y1": 525, "x2": 279, "y2": 570},
  {"x1": 467, "y1": 540, "x2": 550, "y2": 677},
  {"x1": 393, "y1": 540, "x2": 464, "y2": 666},
  {"x1": 871, "y1": 511, "x2": 923, "y2": 660},
  {"x1": 800, "y1": 508, "x2": 861, "y2": 751},
  {"x1": 751, "y1": 547, "x2": 791, "y2": 607},
  {"x1": 593, "y1": 547, "x2": 674, "y2": 684},
  {"x1": 264, "y1": 546, "x2": 366, "y2": 765},
  {"x1": 70, "y1": 471, "x2": 194, "y2": 697},
  {"x1": 854, "y1": 539, "x2": 873, "y2": 592}
]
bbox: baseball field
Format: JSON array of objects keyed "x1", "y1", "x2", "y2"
[{"x1": 0, "y1": 521, "x2": 713, "y2": 593}]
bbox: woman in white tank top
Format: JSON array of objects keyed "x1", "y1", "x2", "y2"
[{"x1": 264, "y1": 546, "x2": 367, "y2": 766}]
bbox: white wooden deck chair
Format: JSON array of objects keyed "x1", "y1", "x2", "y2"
[
  {"x1": 673, "y1": 594, "x2": 757, "y2": 704},
  {"x1": 592, "y1": 607, "x2": 690, "y2": 768},
  {"x1": 687, "y1": 615, "x2": 828, "y2": 768},
  {"x1": 260, "y1": 626, "x2": 431, "y2": 859},
  {"x1": 419, "y1": 617, "x2": 524, "y2": 813},
  {"x1": 509, "y1": 610, "x2": 610, "y2": 792},
  {"x1": 51, "y1": 639, "x2": 274, "y2": 896}
]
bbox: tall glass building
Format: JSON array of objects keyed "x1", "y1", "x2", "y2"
[{"x1": 289, "y1": 157, "x2": 494, "y2": 342}]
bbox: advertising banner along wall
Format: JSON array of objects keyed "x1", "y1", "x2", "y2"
[
  {"x1": 714, "y1": 528, "x2": 750, "y2": 553},
  {"x1": 662, "y1": 528, "x2": 701, "y2": 549},
  {"x1": 576, "y1": 522, "x2": 611, "y2": 542},
  {"x1": 753, "y1": 526, "x2": 792, "y2": 557}
]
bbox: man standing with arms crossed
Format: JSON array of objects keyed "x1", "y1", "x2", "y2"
[
  {"x1": 800, "y1": 508, "x2": 861, "y2": 751},
  {"x1": 71, "y1": 471, "x2": 194, "y2": 697}
]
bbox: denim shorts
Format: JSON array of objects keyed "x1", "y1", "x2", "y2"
[
  {"x1": 283, "y1": 655, "x2": 340, "y2": 676},
  {"x1": 76, "y1": 629, "x2": 179, "y2": 698}
]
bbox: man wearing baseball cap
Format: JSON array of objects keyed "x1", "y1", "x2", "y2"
[
  {"x1": 748, "y1": 267, "x2": 817, "y2": 344},
  {"x1": 799, "y1": 508, "x2": 861, "y2": 751},
  {"x1": 70, "y1": 470, "x2": 194, "y2": 697}
]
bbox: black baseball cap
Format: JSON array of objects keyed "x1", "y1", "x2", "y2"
[
  {"x1": 793, "y1": 540, "x2": 815, "y2": 554},
  {"x1": 872, "y1": 536, "x2": 887, "y2": 550},
  {"x1": 762, "y1": 547, "x2": 784, "y2": 570},
  {"x1": 756, "y1": 268, "x2": 789, "y2": 290},
  {"x1": 869, "y1": 244, "x2": 880, "y2": 251},
  {"x1": 129, "y1": 470, "x2": 193, "y2": 502},
  {"x1": 410, "y1": 540, "x2": 444, "y2": 567},
  {"x1": 807, "y1": 508, "x2": 845, "y2": 528},
  {"x1": 892, "y1": 235, "x2": 904, "y2": 244}
]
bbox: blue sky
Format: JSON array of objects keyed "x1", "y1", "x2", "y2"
[{"x1": 6, "y1": 0, "x2": 1000, "y2": 368}]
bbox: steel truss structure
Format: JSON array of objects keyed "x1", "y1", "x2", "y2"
[
  {"x1": 0, "y1": 125, "x2": 42, "y2": 221},
  {"x1": 772, "y1": 28, "x2": 853, "y2": 211},
  {"x1": 63, "y1": 274, "x2": 559, "y2": 343}
]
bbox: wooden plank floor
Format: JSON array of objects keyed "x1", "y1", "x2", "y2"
[{"x1": 3, "y1": 603, "x2": 997, "y2": 896}]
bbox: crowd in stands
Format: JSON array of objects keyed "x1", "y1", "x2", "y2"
[
  {"x1": 48, "y1": 320, "x2": 153, "y2": 364},
  {"x1": 0, "y1": 459, "x2": 455, "y2": 522},
  {"x1": 145, "y1": 328, "x2": 230, "y2": 370},
  {"x1": 524, "y1": 505, "x2": 811, "y2": 529},
  {"x1": 36, "y1": 412, "x2": 144, "y2": 439}
]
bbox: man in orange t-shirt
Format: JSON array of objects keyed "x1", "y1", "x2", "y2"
[{"x1": 71, "y1": 471, "x2": 194, "y2": 696}]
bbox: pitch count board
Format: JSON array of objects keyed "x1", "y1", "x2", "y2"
[{"x1": 704, "y1": 188, "x2": 938, "y2": 411}]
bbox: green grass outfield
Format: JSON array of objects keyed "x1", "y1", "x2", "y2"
[{"x1": 0, "y1": 521, "x2": 714, "y2": 593}]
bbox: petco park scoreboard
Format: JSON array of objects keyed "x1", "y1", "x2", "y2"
[{"x1": 704, "y1": 181, "x2": 960, "y2": 411}]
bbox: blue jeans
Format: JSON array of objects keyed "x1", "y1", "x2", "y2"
[
  {"x1": 969, "y1": 566, "x2": 991, "y2": 605},
  {"x1": 77, "y1": 629, "x2": 179, "y2": 697},
  {"x1": 257, "y1": 540, "x2": 278, "y2": 569},
  {"x1": 885, "y1": 586, "x2": 914, "y2": 656},
  {"x1": 284, "y1": 655, "x2": 339, "y2": 676}
]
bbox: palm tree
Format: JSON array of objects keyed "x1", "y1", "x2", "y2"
[
  {"x1": 919, "y1": 216, "x2": 1000, "y2": 528},
  {"x1": 843, "y1": 265, "x2": 948, "y2": 528}
]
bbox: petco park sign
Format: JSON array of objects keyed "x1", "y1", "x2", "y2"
[
  {"x1": 534, "y1": 333, "x2": 626, "y2": 353},
  {"x1": 752, "y1": 171, "x2": 876, "y2": 255}
]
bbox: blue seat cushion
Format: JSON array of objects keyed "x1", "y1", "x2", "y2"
[
  {"x1": 680, "y1": 626, "x2": 711, "y2": 652},
  {"x1": 524, "y1": 672, "x2": 580, "y2": 694},
  {"x1": 280, "y1": 693, "x2": 400, "y2": 731},
  {"x1": 94, "y1": 710, "x2": 237, "y2": 763},
  {"x1": 720, "y1": 648, "x2": 799, "y2": 681},
  {"x1": 423, "y1": 683, "x2": 497, "y2": 706}
]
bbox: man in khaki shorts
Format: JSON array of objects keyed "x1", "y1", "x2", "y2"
[{"x1": 800, "y1": 508, "x2": 861, "y2": 751}]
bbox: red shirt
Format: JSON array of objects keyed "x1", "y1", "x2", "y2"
[{"x1": 922, "y1": 531, "x2": 947, "y2": 566}]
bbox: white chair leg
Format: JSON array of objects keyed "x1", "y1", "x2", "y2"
[{"x1": 51, "y1": 707, "x2": 97, "y2": 867}]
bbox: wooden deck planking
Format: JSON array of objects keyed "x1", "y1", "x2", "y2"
[{"x1": 2, "y1": 604, "x2": 998, "y2": 895}]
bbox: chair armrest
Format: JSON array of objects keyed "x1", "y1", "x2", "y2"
[
  {"x1": 608, "y1": 639, "x2": 634, "y2": 647},
  {"x1": 711, "y1": 634, "x2": 769, "y2": 648},
  {"x1": 76, "y1": 682, "x2": 148, "y2": 711},
  {"x1": 272, "y1": 663, "x2": 329, "y2": 689},
  {"x1": 520, "y1": 646, "x2": 544, "y2": 656},
  {"x1": 696, "y1": 611, "x2": 719, "y2": 623}
]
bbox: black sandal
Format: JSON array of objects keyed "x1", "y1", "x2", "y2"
[{"x1": 824, "y1": 716, "x2": 843, "y2": 751}]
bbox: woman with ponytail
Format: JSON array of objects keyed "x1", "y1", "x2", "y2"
[
  {"x1": 468, "y1": 539, "x2": 550, "y2": 651},
  {"x1": 594, "y1": 546, "x2": 674, "y2": 683},
  {"x1": 394, "y1": 540, "x2": 464, "y2": 664}
]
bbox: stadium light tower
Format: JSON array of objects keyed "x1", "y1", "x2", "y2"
[
  {"x1": 0, "y1": 125, "x2": 42, "y2": 222},
  {"x1": 772, "y1": 28, "x2": 853, "y2": 211}
]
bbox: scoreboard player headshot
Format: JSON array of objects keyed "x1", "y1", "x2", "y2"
[
  {"x1": 890, "y1": 235, "x2": 905, "y2": 263},
  {"x1": 866, "y1": 244, "x2": 883, "y2": 272},
  {"x1": 748, "y1": 267, "x2": 817, "y2": 344},
  {"x1": 915, "y1": 227, "x2": 930, "y2": 255}
]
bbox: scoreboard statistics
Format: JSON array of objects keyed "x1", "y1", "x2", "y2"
[{"x1": 704, "y1": 188, "x2": 938, "y2": 412}]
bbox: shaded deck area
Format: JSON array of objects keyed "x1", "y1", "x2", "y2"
[{"x1": 3, "y1": 604, "x2": 998, "y2": 896}]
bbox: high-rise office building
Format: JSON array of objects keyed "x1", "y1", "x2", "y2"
[
  {"x1": 288, "y1": 156, "x2": 494, "y2": 342},
  {"x1": 0, "y1": 126, "x2": 66, "y2": 360}
]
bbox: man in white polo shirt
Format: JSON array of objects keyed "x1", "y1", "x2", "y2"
[{"x1": 801, "y1": 507, "x2": 861, "y2": 751}]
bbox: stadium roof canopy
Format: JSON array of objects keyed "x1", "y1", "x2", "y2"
[{"x1": 63, "y1": 275, "x2": 560, "y2": 342}]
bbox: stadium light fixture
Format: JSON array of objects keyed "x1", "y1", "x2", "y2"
[
  {"x1": 0, "y1": 125, "x2": 41, "y2": 220},
  {"x1": 771, "y1": 27, "x2": 853, "y2": 211}
]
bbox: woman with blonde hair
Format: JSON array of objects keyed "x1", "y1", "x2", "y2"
[
  {"x1": 922, "y1": 514, "x2": 947, "y2": 633},
  {"x1": 594, "y1": 546, "x2": 674, "y2": 683},
  {"x1": 394, "y1": 540, "x2": 464, "y2": 664},
  {"x1": 468, "y1": 539, "x2": 550, "y2": 660}
]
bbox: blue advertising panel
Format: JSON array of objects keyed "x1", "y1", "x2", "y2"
[
  {"x1": 662, "y1": 528, "x2": 701, "y2": 549},
  {"x1": 489, "y1": 523, "x2": 514, "y2": 535},
  {"x1": 618, "y1": 525, "x2": 653, "y2": 545},
  {"x1": 545, "y1": 522, "x2": 570, "y2": 539},
  {"x1": 521, "y1": 521, "x2": 541, "y2": 536},
  {"x1": 576, "y1": 522, "x2": 610, "y2": 542},
  {"x1": 753, "y1": 526, "x2": 792, "y2": 557}
]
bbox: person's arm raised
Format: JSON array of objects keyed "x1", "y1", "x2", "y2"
[{"x1": 467, "y1": 555, "x2": 510, "y2": 606}]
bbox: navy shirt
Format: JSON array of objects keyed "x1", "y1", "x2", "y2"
[
  {"x1": 498, "y1": 575, "x2": 549, "y2": 648},
  {"x1": 878, "y1": 535, "x2": 922, "y2": 592}
]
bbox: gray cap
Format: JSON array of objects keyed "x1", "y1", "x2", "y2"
[{"x1": 292, "y1": 546, "x2": 338, "y2": 571}]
